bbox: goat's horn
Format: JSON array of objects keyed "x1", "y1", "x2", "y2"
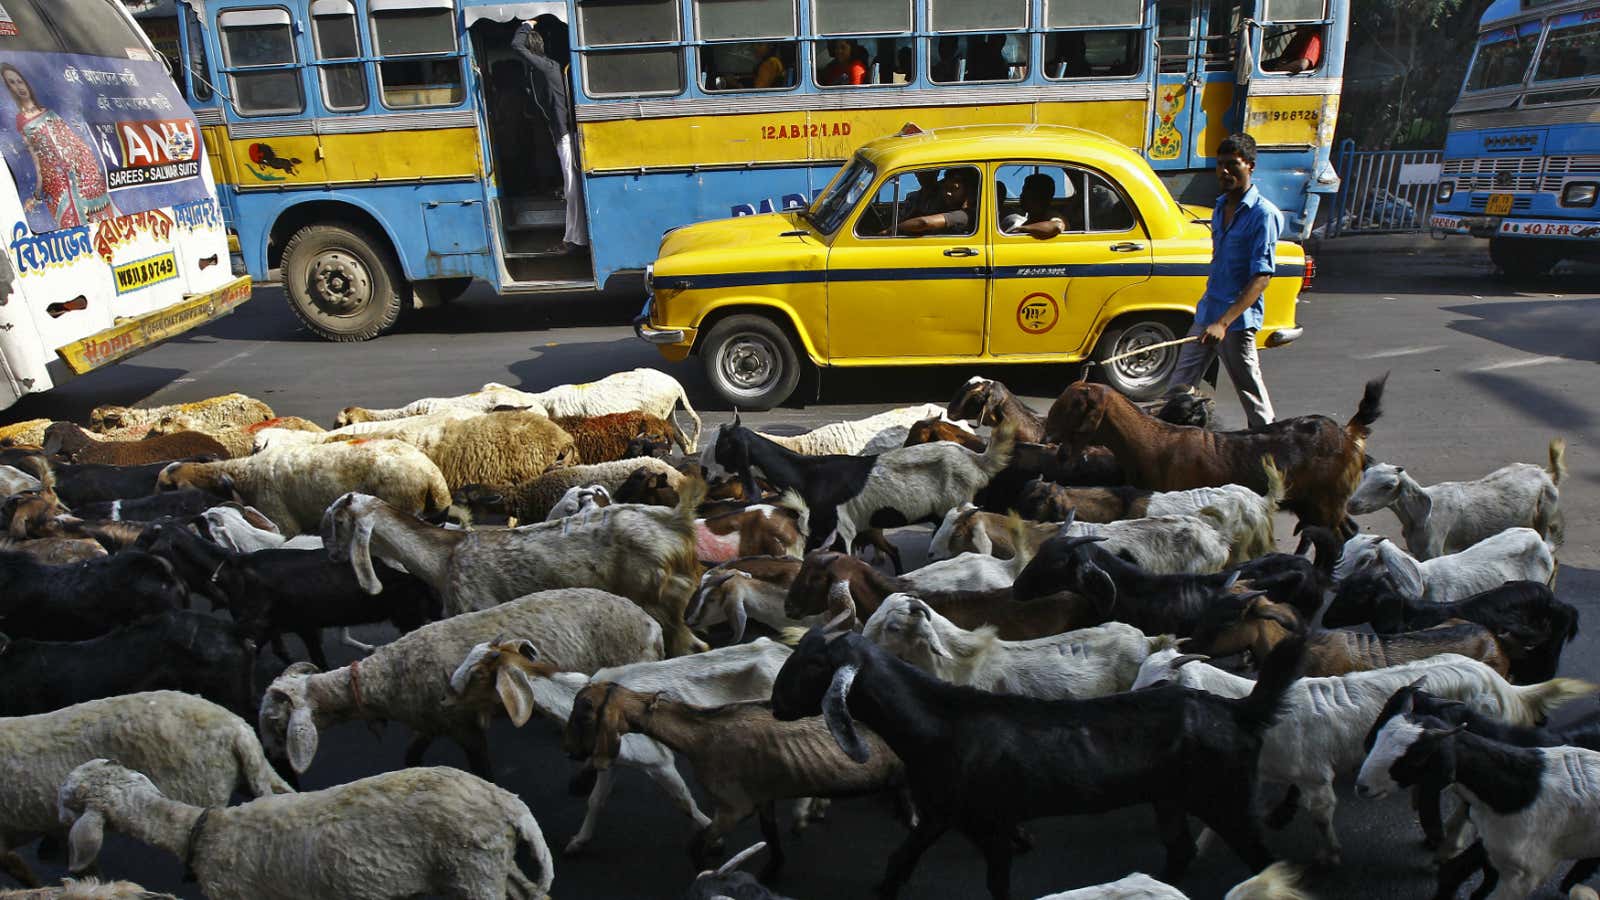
[
  {"x1": 821, "y1": 607, "x2": 854, "y2": 636},
  {"x1": 713, "y1": 842, "x2": 768, "y2": 876},
  {"x1": 1170, "y1": 653, "x2": 1210, "y2": 669}
]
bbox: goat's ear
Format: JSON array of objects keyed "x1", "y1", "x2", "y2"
[
  {"x1": 821, "y1": 664, "x2": 871, "y2": 764},
  {"x1": 66, "y1": 809, "x2": 105, "y2": 873},
  {"x1": 496, "y1": 664, "x2": 537, "y2": 727},
  {"x1": 348, "y1": 515, "x2": 383, "y2": 596},
  {"x1": 978, "y1": 389, "x2": 1003, "y2": 426},
  {"x1": 1376, "y1": 540, "x2": 1425, "y2": 601},
  {"x1": 286, "y1": 707, "x2": 319, "y2": 774}
]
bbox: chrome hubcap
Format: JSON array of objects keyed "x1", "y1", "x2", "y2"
[
  {"x1": 1111, "y1": 322, "x2": 1177, "y2": 388},
  {"x1": 720, "y1": 335, "x2": 778, "y2": 394}
]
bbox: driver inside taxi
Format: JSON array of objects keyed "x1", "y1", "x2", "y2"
[{"x1": 1001, "y1": 172, "x2": 1068, "y2": 238}]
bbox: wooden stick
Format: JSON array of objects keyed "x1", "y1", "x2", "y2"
[{"x1": 1093, "y1": 335, "x2": 1199, "y2": 368}]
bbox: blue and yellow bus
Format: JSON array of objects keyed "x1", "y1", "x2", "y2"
[
  {"x1": 157, "y1": 0, "x2": 1348, "y2": 340},
  {"x1": 1430, "y1": 0, "x2": 1600, "y2": 276}
]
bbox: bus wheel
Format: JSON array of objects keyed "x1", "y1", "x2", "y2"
[
  {"x1": 1092, "y1": 315, "x2": 1186, "y2": 401},
  {"x1": 701, "y1": 314, "x2": 801, "y2": 411},
  {"x1": 281, "y1": 223, "x2": 405, "y2": 342},
  {"x1": 1490, "y1": 237, "x2": 1560, "y2": 279}
]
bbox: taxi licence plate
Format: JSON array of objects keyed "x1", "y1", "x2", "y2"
[{"x1": 1486, "y1": 193, "x2": 1514, "y2": 216}]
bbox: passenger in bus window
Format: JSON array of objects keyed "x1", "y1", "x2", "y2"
[
  {"x1": 2, "y1": 63, "x2": 118, "y2": 230},
  {"x1": 751, "y1": 42, "x2": 788, "y2": 88},
  {"x1": 931, "y1": 36, "x2": 964, "y2": 82},
  {"x1": 1001, "y1": 173, "x2": 1069, "y2": 238},
  {"x1": 821, "y1": 39, "x2": 868, "y2": 86},
  {"x1": 968, "y1": 35, "x2": 1012, "y2": 81},
  {"x1": 1049, "y1": 33, "x2": 1092, "y2": 78},
  {"x1": 1263, "y1": 24, "x2": 1322, "y2": 74},
  {"x1": 893, "y1": 46, "x2": 915, "y2": 83},
  {"x1": 898, "y1": 169, "x2": 978, "y2": 235},
  {"x1": 512, "y1": 23, "x2": 588, "y2": 254}
]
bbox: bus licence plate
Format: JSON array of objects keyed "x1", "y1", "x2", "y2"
[{"x1": 1486, "y1": 193, "x2": 1514, "y2": 216}]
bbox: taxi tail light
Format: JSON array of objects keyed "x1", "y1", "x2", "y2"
[{"x1": 1301, "y1": 256, "x2": 1316, "y2": 292}]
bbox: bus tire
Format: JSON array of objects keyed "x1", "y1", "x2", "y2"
[
  {"x1": 281, "y1": 223, "x2": 406, "y2": 342},
  {"x1": 1091, "y1": 313, "x2": 1188, "y2": 401},
  {"x1": 1490, "y1": 237, "x2": 1560, "y2": 279},
  {"x1": 700, "y1": 314, "x2": 802, "y2": 411}
]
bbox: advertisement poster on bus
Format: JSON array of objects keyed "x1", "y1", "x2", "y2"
[{"x1": 0, "y1": 52, "x2": 207, "y2": 235}]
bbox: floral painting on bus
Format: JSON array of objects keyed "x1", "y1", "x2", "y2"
[{"x1": 0, "y1": 53, "x2": 207, "y2": 235}]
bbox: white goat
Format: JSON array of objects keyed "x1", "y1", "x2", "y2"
[
  {"x1": 545, "y1": 483, "x2": 612, "y2": 521},
  {"x1": 1347, "y1": 440, "x2": 1566, "y2": 560},
  {"x1": 1334, "y1": 529, "x2": 1557, "y2": 604},
  {"x1": 1035, "y1": 862, "x2": 1307, "y2": 899},
  {"x1": 930, "y1": 505, "x2": 1231, "y2": 574},
  {"x1": 698, "y1": 403, "x2": 948, "y2": 476},
  {"x1": 200, "y1": 506, "x2": 323, "y2": 552},
  {"x1": 1132, "y1": 648, "x2": 1596, "y2": 865},
  {"x1": 865, "y1": 595, "x2": 1171, "y2": 699}
]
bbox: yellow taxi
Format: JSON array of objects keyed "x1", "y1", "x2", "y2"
[{"x1": 634, "y1": 124, "x2": 1304, "y2": 409}]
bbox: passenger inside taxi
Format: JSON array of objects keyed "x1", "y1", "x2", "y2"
[{"x1": 1002, "y1": 173, "x2": 1070, "y2": 238}]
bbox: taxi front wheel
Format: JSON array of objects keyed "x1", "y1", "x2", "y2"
[
  {"x1": 1092, "y1": 316, "x2": 1185, "y2": 401},
  {"x1": 701, "y1": 315, "x2": 802, "y2": 411}
]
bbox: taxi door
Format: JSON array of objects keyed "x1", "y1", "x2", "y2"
[
  {"x1": 987, "y1": 162, "x2": 1152, "y2": 356},
  {"x1": 825, "y1": 165, "x2": 989, "y2": 360}
]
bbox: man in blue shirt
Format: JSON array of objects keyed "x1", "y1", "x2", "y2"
[{"x1": 1164, "y1": 132, "x2": 1280, "y2": 429}]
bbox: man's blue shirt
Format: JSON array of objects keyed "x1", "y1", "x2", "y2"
[{"x1": 1196, "y1": 184, "x2": 1282, "y2": 332}]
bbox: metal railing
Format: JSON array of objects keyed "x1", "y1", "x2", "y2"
[{"x1": 1326, "y1": 139, "x2": 1443, "y2": 237}]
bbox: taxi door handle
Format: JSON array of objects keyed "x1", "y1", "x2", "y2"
[
  {"x1": 1109, "y1": 242, "x2": 1145, "y2": 252},
  {"x1": 943, "y1": 247, "x2": 980, "y2": 257}
]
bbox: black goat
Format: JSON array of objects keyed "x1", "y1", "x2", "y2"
[
  {"x1": 1323, "y1": 579, "x2": 1578, "y2": 683},
  {"x1": 770, "y1": 620, "x2": 1303, "y2": 899},
  {"x1": 76, "y1": 487, "x2": 234, "y2": 522},
  {"x1": 52, "y1": 455, "x2": 215, "y2": 507},
  {"x1": 0, "y1": 610, "x2": 257, "y2": 718},
  {"x1": 0, "y1": 550, "x2": 186, "y2": 640},
  {"x1": 714, "y1": 415, "x2": 877, "y2": 551},
  {"x1": 974, "y1": 442, "x2": 1126, "y2": 513},
  {"x1": 683, "y1": 843, "x2": 791, "y2": 900}
]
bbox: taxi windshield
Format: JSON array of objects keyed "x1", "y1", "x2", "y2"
[{"x1": 809, "y1": 156, "x2": 876, "y2": 235}]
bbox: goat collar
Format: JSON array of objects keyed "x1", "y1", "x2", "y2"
[
  {"x1": 182, "y1": 807, "x2": 214, "y2": 881},
  {"x1": 349, "y1": 658, "x2": 365, "y2": 710}
]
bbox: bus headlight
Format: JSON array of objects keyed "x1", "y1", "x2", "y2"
[
  {"x1": 1562, "y1": 182, "x2": 1598, "y2": 207},
  {"x1": 1436, "y1": 181, "x2": 1454, "y2": 202}
]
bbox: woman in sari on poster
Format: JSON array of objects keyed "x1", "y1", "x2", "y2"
[{"x1": 2, "y1": 62, "x2": 118, "y2": 230}]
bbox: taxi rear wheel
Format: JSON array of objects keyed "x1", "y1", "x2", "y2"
[
  {"x1": 281, "y1": 223, "x2": 406, "y2": 342},
  {"x1": 701, "y1": 314, "x2": 802, "y2": 411},
  {"x1": 1092, "y1": 315, "x2": 1186, "y2": 401}
]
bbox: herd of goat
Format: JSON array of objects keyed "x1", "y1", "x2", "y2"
[{"x1": 0, "y1": 365, "x2": 1584, "y2": 900}]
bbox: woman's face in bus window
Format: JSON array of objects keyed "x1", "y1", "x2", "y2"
[
  {"x1": 3, "y1": 69, "x2": 32, "y2": 106},
  {"x1": 831, "y1": 41, "x2": 851, "y2": 62}
]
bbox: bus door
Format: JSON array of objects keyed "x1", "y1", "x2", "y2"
[
  {"x1": 1150, "y1": 0, "x2": 1240, "y2": 170},
  {"x1": 175, "y1": 2, "x2": 237, "y2": 232}
]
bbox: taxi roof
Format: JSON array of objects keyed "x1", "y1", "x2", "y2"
[{"x1": 854, "y1": 124, "x2": 1148, "y2": 172}]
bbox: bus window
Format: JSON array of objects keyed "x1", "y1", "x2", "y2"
[
  {"x1": 312, "y1": 0, "x2": 368, "y2": 111},
  {"x1": 1202, "y1": 0, "x2": 1240, "y2": 72},
  {"x1": 817, "y1": 36, "x2": 912, "y2": 86},
  {"x1": 1156, "y1": 0, "x2": 1192, "y2": 74},
  {"x1": 811, "y1": 0, "x2": 911, "y2": 37},
  {"x1": 1044, "y1": 30, "x2": 1141, "y2": 78},
  {"x1": 184, "y1": 7, "x2": 214, "y2": 101},
  {"x1": 695, "y1": 0, "x2": 798, "y2": 91},
  {"x1": 1535, "y1": 20, "x2": 1600, "y2": 82},
  {"x1": 370, "y1": 3, "x2": 463, "y2": 108},
  {"x1": 1043, "y1": 0, "x2": 1141, "y2": 29},
  {"x1": 578, "y1": 0, "x2": 685, "y2": 97},
  {"x1": 218, "y1": 8, "x2": 305, "y2": 116},
  {"x1": 585, "y1": 48, "x2": 685, "y2": 96},
  {"x1": 1262, "y1": 0, "x2": 1328, "y2": 22},
  {"x1": 929, "y1": 33, "x2": 1027, "y2": 83},
  {"x1": 1465, "y1": 23, "x2": 1538, "y2": 91}
]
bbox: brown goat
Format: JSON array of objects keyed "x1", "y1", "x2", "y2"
[
  {"x1": 614, "y1": 467, "x2": 784, "y2": 519},
  {"x1": 946, "y1": 377, "x2": 1047, "y2": 442},
  {"x1": 0, "y1": 534, "x2": 107, "y2": 564},
  {"x1": 1188, "y1": 596, "x2": 1511, "y2": 678},
  {"x1": 555, "y1": 412, "x2": 687, "y2": 463},
  {"x1": 43, "y1": 422, "x2": 229, "y2": 465},
  {"x1": 1043, "y1": 377, "x2": 1385, "y2": 534},
  {"x1": 933, "y1": 506, "x2": 1057, "y2": 560},
  {"x1": 1013, "y1": 480, "x2": 1155, "y2": 523},
  {"x1": 784, "y1": 550, "x2": 1102, "y2": 640},
  {"x1": 902, "y1": 417, "x2": 986, "y2": 451},
  {"x1": 695, "y1": 497, "x2": 808, "y2": 563},
  {"x1": 3, "y1": 490, "x2": 69, "y2": 539}
]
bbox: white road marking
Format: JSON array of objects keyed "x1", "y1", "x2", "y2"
[
  {"x1": 1474, "y1": 355, "x2": 1565, "y2": 372},
  {"x1": 1356, "y1": 345, "x2": 1445, "y2": 359}
]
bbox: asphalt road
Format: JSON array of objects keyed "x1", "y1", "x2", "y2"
[{"x1": 6, "y1": 234, "x2": 1598, "y2": 900}]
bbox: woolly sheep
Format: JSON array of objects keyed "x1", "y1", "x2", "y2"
[
  {"x1": 150, "y1": 414, "x2": 324, "y2": 458},
  {"x1": 90, "y1": 393, "x2": 274, "y2": 435},
  {"x1": 158, "y1": 439, "x2": 451, "y2": 536},
  {"x1": 698, "y1": 404, "x2": 948, "y2": 476},
  {"x1": 0, "y1": 419, "x2": 51, "y2": 448},
  {"x1": 0, "y1": 692, "x2": 291, "y2": 887},
  {"x1": 258, "y1": 587, "x2": 664, "y2": 775},
  {"x1": 555, "y1": 411, "x2": 689, "y2": 462},
  {"x1": 57, "y1": 761, "x2": 553, "y2": 900},
  {"x1": 506, "y1": 457, "x2": 684, "y2": 521},
  {"x1": 43, "y1": 422, "x2": 230, "y2": 465}
]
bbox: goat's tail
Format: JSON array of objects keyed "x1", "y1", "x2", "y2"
[
  {"x1": 667, "y1": 415, "x2": 692, "y2": 457},
  {"x1": 776, "y1": 489, "x2": 811, "y2": 540},
  {"x1": 1006, "y1": 512, "x2": 1035, "y2": 571},
  {"x1": 1261, "y1": 457, "x2": 1286, "y2": 515},
  {"x1": 674, "y1": 476, "x2": 709, "y2": 533},
  {"x1": 1549, "y1": 438, "x2": 1568, "y2": 486},
  {"x1": 676, "y1": 384, "x2": 703, "y2": 455},
  {"x1": 1224, "y1": 862, "x2": 1308, "y2": 900},
  {"x1": 1509, "y1": 677, "x2": 1598, "y2": 726},
  {"x1": 1234, "y1": 632, "x2": 1305, "y2": 733},
  {"x1": 510, "y1": 808, "x2": 556, "y2": 899},
  {"x1": 978, "y1": 420, "x2": 1017, "y2": 476},
  {"x1": 1344, "y1": 373, "x2": 1388, "y2": 443}
]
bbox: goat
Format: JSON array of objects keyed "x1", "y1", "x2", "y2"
[
  {"x1": 864, "y1": 596, "x2": 1172, "y2": 699},
  {"x1": 1347, "y1": 439, "x2": 1565, "y2": 559},
  {"x1": 686, "y1": 557, "x2": 808, "y2": 642},
  {"x1": 1133, "y1": 649, "x2": 1596, "y2": 866},
  {"x1": 0, "y1": 551, "x2": 186, "y2": 640},
  {"x1": 974, "y1": 442, "x2": 1127, "y2": 514},
  {"x1": 698, "y1": 404, "x2": 948, "y2": 477},
  {"x1": 694, "y1": 496, "x2": 809, "y2": 563},
  {"x1": 43, "y1": 422, "x2": 229, "y2": 465},
  {"x1": 75, "y1": 487, "x2": 235, "y2": 522},
  {"x1": 772, "y1": 619, "x2": 1303, "y2": 898},
  {"x1": 0, "y1": 535, "x2": 106, "y2": 565},
  {"x1": 1332, "y1": 530, "x2": 1556, "y2": 607},
  {"x1": 564, "y1": 682, "x2": 904, "y2": 880},
  {"x1": 51, "y1": 457, "x2": 216, "y2": 508},
  {"x1": 1043, "y1": 376, "x2": 1386, "y2": 536},
  {"x1": 947, "y1": 376, "x2": 1047, "y2": 442},
  {"x1": 930, "y1": 505, "x2": 1057, "y2": 561},
  {"x1": 555, "y1": 411, "x2": 689, "y2": 460},
  {"x1": 544, "y1": 483, "x2": 612, "y2": 522},
  {"x1": 902, "y1": 416, "x2": 985, "y2": 451},
  {"x1": 1321, "y1": 580, "x2": 1579, "y2": 684}
]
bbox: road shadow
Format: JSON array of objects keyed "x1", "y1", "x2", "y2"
[
  {"x1": 1443, "y1": 296, "x2": 1600, "y2": 365},
  {"x1": 1, "y1": 362, "x2": 190, "y2": 428},
  {"x1": 1306, "y1": 241, "x2": 1600, "y2": 298}
]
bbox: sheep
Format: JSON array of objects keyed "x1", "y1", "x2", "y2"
[
  {"x1": 556, "y1": 411, "x2": 689, "y2": 461},
  {"x1": 90, "y1": 393, "x2": 274, "y2": 435},
  {"x1": 545, "y1": 483, "x2": 612, "y2": 521},
  {"x1": 338, "y1": 368, "x2": 703, "y2": 451},
  {"x1": 159, "y1": 438, "x2": 452, "y2": 536},
  {"x1": 42, "y1": 422, "x2": 230, "y2": 465},
  {"x1": 0, "y1": 551, "x2": 186, "y2": 640},
  {"x1": 863, "y1": 595, "x2": 1171, "y2": 699},
  {"x1": 947, "y1": 376, "x2": 1048, "y2": 442},
  {"x1": 148, "y1": 413, "x2": 324, "y2": 458},
  {"x1": 1132, "y1": 649, "x2": 1596, "y2": 866},
  {"x1": 0, "y1": 692, "x2": 290, "y2": 889},
  {"x1": 1184, "y1": 594, "x2": 1513, "y2": 678},
  {"x1": 1035, "y1": 863, "x2": 1308, "y2": 900},
  {"x1": 1044, "y1": 376, "x2": 1386, "y2": 536},
  {"x1": 1332, "y1": 529, "x2": 1556, "y2": 607},
  {"x1": 450, "y1": 636, "x2": 793, "y2": 853},
  {"x1": 1348, "y1": 439, "x2": 1566, "y2": 560},
  {"x1": 254, "y1": 409, "x2": 577, "y2": 490},
  {"x1": 1, "y1": 876, "x2": 177, "y2": 898},
  {"x1": 564, "y1": 681, "x2": 904, "y2": 880},
  {"x1": 698, "y1": 404, "x2": 948, "y2": 476},
  {"x1": 0, "y1": 611, "x2": 258, "y2": 719},
  {"x1": 0, "y1": 464, "x2": 42, "y2": 496},
  {"x1": 323, "y1": 484, "x2": 707, "y2": 656},
  {"x1": 0, "y1": 418, "x2": 51, "y2": 448},
  {"x1": 57, "y1": 760, "x2": 553, "y2": 900},
  {"x1": 771, "y1": 619, "x2": 1303, "y2": 898},
  {"x1": 506, "y1": 456, "x2": 685, "y2": 521},
  {"x1": 1357, "y1": 712, "x2": 1600, "y2": 900},
  {"x1": 259, "y1": 587, "x2": 663, "y2": 776}
]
